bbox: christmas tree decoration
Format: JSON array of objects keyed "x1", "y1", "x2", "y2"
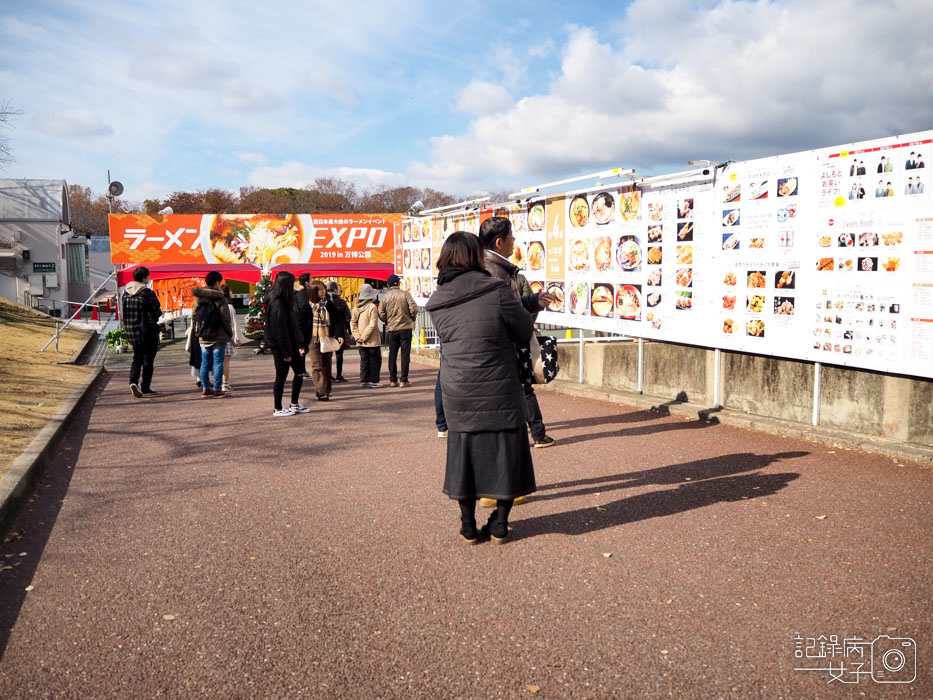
[{"x1": 245, "y1": 274, "x2": 272, "y2": 341}]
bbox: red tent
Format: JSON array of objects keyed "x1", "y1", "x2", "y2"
[{"x1": 117, "y1": 262, "x2": 395, "y2": 286}]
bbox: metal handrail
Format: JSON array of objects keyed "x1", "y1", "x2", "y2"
[{"x1": 41, "y1": 271, "x2": 116, "y2": 352}]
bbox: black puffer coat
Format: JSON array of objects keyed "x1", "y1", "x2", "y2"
[
  {"x1": 263, "y1": 296, "x2": 302, "y2": 355},
  {"x1": 425, "y1": 270, "x2": 534, "y2": 432}
]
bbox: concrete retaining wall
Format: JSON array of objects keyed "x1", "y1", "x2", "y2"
[{"x1": 555, "y1": 341, "x2": 932, "y2": 448}]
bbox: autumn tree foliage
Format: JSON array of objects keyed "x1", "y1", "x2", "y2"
[
  {"x1": 68, "y1": 184, "x2": 130, "y2": 236},
  {"x1": 80, "y1": 178, "x2": 473, "y2": 220}
]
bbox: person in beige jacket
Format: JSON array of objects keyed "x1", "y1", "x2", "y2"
[
  {"x1": 350, "y1": 283, "x2": 382, "y2": 388},
  {"x1": 378, "y1": 274, "x2": 420, "y2": 387}
]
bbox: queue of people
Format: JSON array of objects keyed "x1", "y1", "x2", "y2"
[{"x1": 125, "y1": 228, "x2": 558, "y2": 545}]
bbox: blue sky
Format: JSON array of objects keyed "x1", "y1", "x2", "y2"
[{"x1": 1, "y1": 0, "x2": 932, "y2": 202}]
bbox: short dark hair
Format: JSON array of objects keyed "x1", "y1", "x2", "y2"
[
  {"x1": 309, "y1": 280, "x2": 326, "y2": 303},
  {"x1": 298, "y1": 273, "x2": 311, "y2": 285},
  {"x1": 478, "y1": 216, "x2": 511, "y2": 250},
  {"x1": 437, "y1": 231, "x2": 485, "y2": 272},
  {"x1": 132, "y1": 266, "x2": 150, "y2": 283},
  {"x1": 205, "y1": 270, "x2": 223, "y2": 286}
]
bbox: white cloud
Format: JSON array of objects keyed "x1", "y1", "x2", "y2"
[
  {"x1": 247, "y1": 161, "x2": 405, "y2": 190},
  {"x1": 237, "y1": 152, "x2": 267, "y2": 165},
  {"x1": 454, "y1": 80, "x2": 512, "y2": 116},
  {"x1": 410, "y1": 0, "x2": 933, "y2": 192},
  {"x1": 32, "y1": 109, "x2": 114, "y2": 138}
]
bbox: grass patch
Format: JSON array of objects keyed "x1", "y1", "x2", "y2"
[{"x1": 0, "y1": 300, "x2": 95, "y2": 477}]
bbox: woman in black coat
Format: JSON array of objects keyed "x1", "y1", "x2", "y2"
[
  {"x1": 425, "y1": 232, "x2": 535, "y2": 544},
  {"x1": 263, "y1": 271, "x2": 309, "y2": 417}
]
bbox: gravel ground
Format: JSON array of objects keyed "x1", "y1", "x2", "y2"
[{"x1": 0, "y1": 355, "x2": 930, "y2": 699}]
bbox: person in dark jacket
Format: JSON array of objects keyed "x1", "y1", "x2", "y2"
[
  {"x1": 326, "y1": 281, "x2": 352, "y2": 382},
  {"x1": 264, "y1": 271, "x2": 309, "y2": 417},
  {"x1": 192, "y1": 271, "x2": 234, "y2": 398},
  {"x1": 121, "y1": 265, "x2": 162, "y2": 398},
  {"x1": 480, "y1": 216, "x2": 556, "y2": 451},
  {"x1": 294, "y1": 273, "x2": 314, "y2": 377},
  {"x1": 425, "y1": 232, "x2": 536, "y2": 545}
]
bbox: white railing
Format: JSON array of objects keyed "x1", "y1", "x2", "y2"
[{"x1": 41, "y1": 271, "x2": 116, "y2": 352}]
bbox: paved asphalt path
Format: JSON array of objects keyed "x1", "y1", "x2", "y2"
[{"x1": 0, "y1": 354, "x2": 930, "y2": 698}]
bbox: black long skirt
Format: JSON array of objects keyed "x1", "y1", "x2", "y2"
[{"x1": 443, "y1": 427, "x2": 536, "y2": 500}]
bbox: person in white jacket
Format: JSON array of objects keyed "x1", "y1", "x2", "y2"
[{"x1": 221, "y1": 285, "x2": 243, "y2": 391}]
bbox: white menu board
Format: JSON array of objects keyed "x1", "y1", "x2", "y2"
[{"x1": 407, "y1": 130, "x2": 933, "y2": 379}]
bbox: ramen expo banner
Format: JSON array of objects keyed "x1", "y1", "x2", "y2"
[{"x1": 109, "y1": 213, "x2": 404, "y2": 266}]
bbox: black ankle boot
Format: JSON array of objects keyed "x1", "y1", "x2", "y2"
[
  {"x1": 480, "y1": 511, "x2": 508, "y2": 544},
  {"x1": 460, "y1": 520, "x2": 479, "y2": 544}
]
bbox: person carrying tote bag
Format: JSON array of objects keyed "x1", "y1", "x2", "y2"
[{"x1": 307, "y1": 281, "x2": 341, "y2": 400}]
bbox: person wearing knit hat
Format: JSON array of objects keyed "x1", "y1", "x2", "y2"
[{"x1": 350, "y1": 283, "x2": 383, "y2": 387}]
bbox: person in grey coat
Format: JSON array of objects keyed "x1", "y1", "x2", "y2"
[{"x1": 425, "y1": 232, "x2": 536, "y2": 545}]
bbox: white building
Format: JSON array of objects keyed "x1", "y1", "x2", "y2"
[{"x1": 0, "y1": 179, "x2": 90, "y2": 316}]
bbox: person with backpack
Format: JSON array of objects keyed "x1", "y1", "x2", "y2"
[
  {"x1": 121, "y1": 265, "x2": 163, "y2": 398},
  {"x1": 192, "y1": 271, "x2": 234, "y2": 398},
  {"x1": 378, "y1": 274, "x2": 419, "y2": 387},
  {"x1": 264, "y1": 271, "x2": 310, "y2": 416}
]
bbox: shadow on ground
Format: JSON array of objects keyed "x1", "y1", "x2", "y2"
[{"x1": 518, "y1": 451, "x2": 806, "y2": 539}]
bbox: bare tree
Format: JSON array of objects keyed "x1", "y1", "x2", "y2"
[{"x1": 1, "y1": 99, "x2": 24, "y2": 167}]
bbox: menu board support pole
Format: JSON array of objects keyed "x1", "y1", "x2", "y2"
[
  {"x1": 637, "y1": 338, "x2": 645, "y2": 394},
  {"x1": 812, "y1": 362, "x2": 822, "y2": 427},
  {"x1": 578, "y1": 335, "x2": 584, "y2": 384},
  {"x1": 713, "y1": 349, "x2": 722, "y2": 408}
]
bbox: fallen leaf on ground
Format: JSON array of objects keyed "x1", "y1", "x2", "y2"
[
  {"x1": 815, "y1": 515, "x2": 827, "y2": 520},
  {"x1": 525, "y1": 684, "x2": 540, "y2": 693},
  {"x1": 660, "y1": 649, "x2": 669, "y2": 655},
  {"x1": 602, "y1": 553, "x2": 612, "y2": 558},
  {"x1": 595, "y1": 506, "x2": 607, "y2": 512},
  {"x1": 24, "y1": 585, "x2": 34, "y2": 591},
  {"x1": 162, "y1": 614, "x2": 176, "y2": 621}
]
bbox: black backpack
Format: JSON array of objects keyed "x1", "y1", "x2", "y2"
[{"x1": 193, "y1": 300, "x2": 223, "y2": 341}]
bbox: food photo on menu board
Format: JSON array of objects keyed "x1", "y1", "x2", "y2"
[
  {"x1": 590, "y1": 283, "x2": 614, "y2": 318},
  {"x1": 569, "y1": 195, "x2": 589, "y2": 227},
  {"x1": 593, "y1": 236, "x2": 612, "y2": 271},
  {"x1": 591, "y1": 192, "x2": 615, "y2": 225},
  {"x1": 616, "y1": 284, "x2": 642, "y2": 321},
  {"x1": 546, "y1": 282, "x2": 565, "y2": 312},
  {"x1": 568, "y1": 281, "x2": 589, "y2": 316}
]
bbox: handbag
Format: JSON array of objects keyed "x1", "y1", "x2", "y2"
[
  {"x1": 320, "y1": 335, "x2": 342, "y2": 353},
  {"x1": 515, "y1": 335, "x2": 559, "y2": 385}
]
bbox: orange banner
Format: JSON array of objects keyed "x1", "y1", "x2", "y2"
[
  {"x1": 152, "y1": 277, "x2": 202, "y2": 310},
  {"x1": 109, "y1": 213, "x2": 404, "y2": 266}
]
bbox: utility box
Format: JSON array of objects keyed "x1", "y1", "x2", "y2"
[{"x1": 27, "y1": 274, "x2": 44, "y2": 295}]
